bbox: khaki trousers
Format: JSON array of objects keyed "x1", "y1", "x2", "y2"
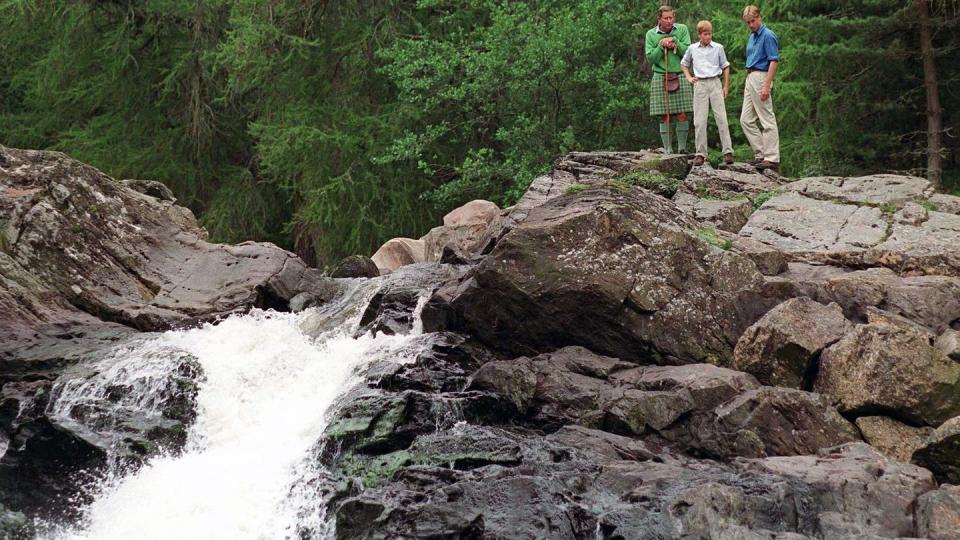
[
  {"x1": 693, "y1": 77, "x2": 733, "y2": 158},
  {"x1": 740, "y1": 70, "x2": 780, "y2": 162}
]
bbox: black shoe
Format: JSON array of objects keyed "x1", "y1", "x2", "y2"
[
  {"x1": 755, "y1": 160, "x2": 780, "y2": 171},
  {"x1": 748, "y1": 158, "x2": 764, "y2": 166}
]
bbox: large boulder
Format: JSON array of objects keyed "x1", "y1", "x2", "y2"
[
  {"x1": 815, "y1": 322, "x2": 960, "y2": 426},
  {"x1": 733, "y1": 298, "x2": 853, "y2": 388},
  {"x1": 1, "y1": 147, "x2": 333, "y2": 333},
  {"x1": 672, "y1": 190, "x2": 753, "y2": 233},
  {"x1": 370, "y1": 238, "x2": 425, "y2": 273},
  {"x1": 855, "y1": 416, "x2": 932, "y2": 462},
  {"x1": 785, "y1": 174, "x2": 932, "y2": 207},
  {"x1": 427, "y1": 186, "x2": 772, "y2": 364},
  {"x1": 442, "y1": 199, "x2": 500, "y2": 227},
  {"x1": 330, "y1": 255, "x2": 380, "y2": 278}
]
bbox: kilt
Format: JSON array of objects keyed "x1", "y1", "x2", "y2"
[{"x1": 649, "y1": 73, "x2": 694, "y2": 116}]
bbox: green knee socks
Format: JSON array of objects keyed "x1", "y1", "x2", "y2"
[
  {"x1": 675, "y1": 120, "x2": 689, "y2": 153},
  {"x1": 659, "y1": 123, "x2": 672, "y2": 154},
  {"x1": 659, "y1": 121, "x2": 690, "y2": 154}
]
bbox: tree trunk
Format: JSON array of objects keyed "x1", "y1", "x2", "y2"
[{"x1": 915, "y1": 0, "x2": 944, "y2": 189}]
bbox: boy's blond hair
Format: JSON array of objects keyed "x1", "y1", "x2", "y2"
[
  {"x1": 742, "y1": 5, "x2": 761, "y2": 21},
  {"x1": 696, "y1": 20, "x2": 713, "y2": 34}
]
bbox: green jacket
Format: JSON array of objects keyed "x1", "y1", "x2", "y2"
[{"x1": 644, "y1": 23, "x2": 691, "y2": 74}]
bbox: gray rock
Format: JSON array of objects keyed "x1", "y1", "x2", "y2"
[
  {"x1": 913, "y1": 416, "x2": 960, "y2": 484},
  {"x1": 916, "y1": 484, "x2": 960, "y2": 540},
  {"x1": 428, "y1": 186, "x2": 772, "y2": 364},
  {"x1": 739, "y1": 192, "x2": 887, "y2": 255},
  {"x1": 855, "y1": 416, "x2": 932, "y2": 462},
  {"x1": 731, "y1": 237, "x2": 789, "y2": 276},
  {"x1": 866, "y1": 210, "x2": 960, "y2": 276},
  {"x1": 815, "y1": 323, "x2": 960, "y2": 426},
  {"x1": 751, "y1": 443, "x2": 935, "y2": 538},
  {"x1": 936, "y1": 329, "x2": 960, "y2": 362},
  {"x1": 733, "y1": 298, "x2": 852, "y2": 389},
  {"x1": 121, "y1": 179, "x2": 177, "y2": 202},
  {"x1": 786, "y1": 174, "x2": 932, "y2": 206},
  {"x1": 672, "y1": 191, "x2": 754, "y2": 233},
  {"x1": 0, "y1": 146, "x2": 330, "y2": 333},
  {"x1": 684, "y1": 164, "x2": 786, "y2": 198},
  {"x1": 929, "y1": 193, "x2": 960, "y2": 214},
  {"x1": 421, "y1": 222, "x2": 490, "y2": 262}
]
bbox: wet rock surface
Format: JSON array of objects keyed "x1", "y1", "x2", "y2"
[{"x1": 7, "y1": 147, "x2": 960, "y2": 538}]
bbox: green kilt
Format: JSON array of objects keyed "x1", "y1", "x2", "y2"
[{"x1": 649, "y1": 73, "x2": 694, "y2": 116}]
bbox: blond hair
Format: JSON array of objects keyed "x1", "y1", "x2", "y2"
[
  {"x1": 697, "y1": 20, "x2": 713, "y2": 34},
  {"x1": 742, "y1": 5, "x2": 761, "y2": 21}
]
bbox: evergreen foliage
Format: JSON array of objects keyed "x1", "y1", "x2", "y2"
[{"x1": 1, "y1": 0, "x2": 956, "y2": 265}]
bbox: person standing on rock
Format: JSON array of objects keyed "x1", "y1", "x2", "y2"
[
  {"x1": 680, "y1": 20, "x2": 735, "y2": 167},
  {"x1": 644, "y1": 5, "x2": 693, "y2": 155},
  {"x1": 741, "y1": 5, "x2": 780, "y2": 171}
]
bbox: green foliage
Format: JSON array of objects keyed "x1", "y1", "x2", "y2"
[
  {"x1": 694, "y1": 226, "x2": 732, "y2": 250},
  {"x1": 614, "y1": 170, "x2": 681, "y2": 196},
  {"x1": 751, "y1": 189, "x2": 783, "y2": 209},
  {"x1": 565, "y1": 183, "x2": 589, "y2": 195},
  {"x1": 0, "y1": 0, "x2": 955, "y2": 264}
]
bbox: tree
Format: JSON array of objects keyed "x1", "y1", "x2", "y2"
[{"x1": 916, "y1": 0, "x2": 944, "y2": 188}]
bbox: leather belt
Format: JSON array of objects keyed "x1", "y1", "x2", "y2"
[{"x1": 747, "y1": 68, "x2": 767, "y2": 73}]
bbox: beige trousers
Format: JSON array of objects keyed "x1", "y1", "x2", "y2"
[
  {"x1": 740, "y1": 70, "x2": 780, "y2": 162},
  {"x1": 693, "y1": 77, "x2": 733, "y2": 158}
]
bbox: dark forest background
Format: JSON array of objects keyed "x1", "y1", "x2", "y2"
[{"x1": 1, "y1": 0, "x2": 956, "y2": 266}]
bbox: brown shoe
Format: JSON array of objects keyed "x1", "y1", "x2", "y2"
[
  {"x1": 748, "y1": 157, "x2": 764, "y2": 166},
  {"x1": 755, "y1": 160, "x2": 780, "y2": 171},
  {"x1": 723, "y1": 153, "x2": 734, "y2": 165},
  {"x1": 692, "y1": 155, "x2": 705, "y2": 166}
]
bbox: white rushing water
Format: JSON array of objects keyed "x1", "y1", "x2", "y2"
[{"x1": 44, "y1": 288, "x2": 426, "y2": 540}]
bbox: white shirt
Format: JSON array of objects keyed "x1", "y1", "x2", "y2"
[{"x1": 680, "y1": 41, "x2": 730, "y2": 78}]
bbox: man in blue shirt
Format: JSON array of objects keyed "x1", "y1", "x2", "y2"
[{"x1": 741, "y1": 5, "x2": 780, "y2": 171}]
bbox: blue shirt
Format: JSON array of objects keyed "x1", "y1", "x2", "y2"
[{"x1": 746, "y1": 24, "x2": 779, "y2": 71}]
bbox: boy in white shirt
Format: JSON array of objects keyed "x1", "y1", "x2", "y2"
[{"x1": 680, "y1": 20, "x2": 734, "y2": 166}]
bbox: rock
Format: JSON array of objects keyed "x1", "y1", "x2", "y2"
[
  {"x1": 0, "y1": 146, "x2": 331, "y2": 332},
  {"x1": 491, "y1": 151, "x2": 690, "y2": 241},
  {"x1": 684, "y1": 165, "x2": 786, "y2": 198},
  {"x1": 894, "y1": 201, "x2": 930, "y2": 225},
  {"x1": 936, "y1": 329, "x2": 960, "y2": 361},
  {"x1": 913, "y1": 416, "x2": 960, "y2": 484},
  {"x1": 786, "y1": 174, "x2": 932, "y2": 207},
  {"x1": 916, "y1": 484, "x2": 960, "y2": 540},
  {"x1": 866, "y1": 210, "x2": 960, "y2": 276},
  {"x1": 731, "y1": 237, "x2": 788, "y2": 276},
  {"x1": 815, "y1": 323, "x2": 960, "y2": 426},
  {"x1": 370, "y1": 237, "x2": 425, "y2": 273},
  {"x1": 429, "y1": 186, "x2": 772, "y2": 364},
  {"x1": 330, "y1": 255, "x2": 380, "y2": 278},
  {"x1": 442, "y1": 200, "x2": 500, "y2": 227},
  {"x1": 120, "y1": 179, "x2": 177, "y2": 203},
  {"x1": 700, "y1": 387, "x2": 860, "y2": 458},
  {"x1": 855, "y1": 416, "x2": 932, "y2": 462},
  {"x1": 356, "y1": 263, "x2": 468, "y2": 336},
  {"x1": 750, "y1": 443, "x2": 935, "y2": 538},
  {"x1": 929, "y1": 193, "x2": 960, "y2": 214},
  {"x1": 733, "y1": 298, "x2": 852, "y2": 389},
  {"x1": 739, "y1": 192, "x2": 887, "y2": 256},
  {"x1": 672, "y1": 190, "x2": 754, "y2": 233},
  {"x1": 421, "y1": 223, "x2": 490, "y2": 262}
]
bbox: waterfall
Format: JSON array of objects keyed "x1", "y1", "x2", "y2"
[{"x1": 42, "y1": 282, "x2": 427, "y2": 540}]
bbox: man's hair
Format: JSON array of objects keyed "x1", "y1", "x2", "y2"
[
  {"x1": 657, "y1": 5, "x2": 674, "y2": 19},
  {"x1": 742, "y1": 5, "x2": 761, "y2": 21},
  {"x1": 697, "y1": 20, "x2": 713, "y2": 34}
]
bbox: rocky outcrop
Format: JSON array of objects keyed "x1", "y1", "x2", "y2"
[
  {"x1": 916, "y1": 484, "x2": 960, "y2": 540},
  {"x1": 855, "y1": 416, "x2": 932, "y2": 462},
  {"x1": 426, "y1": 185, "x2": 773, "y2": 364}
]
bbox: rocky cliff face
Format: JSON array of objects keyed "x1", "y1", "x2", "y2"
[{"x1": 5, "y1": 146, "x2": 960, "y2": 539}]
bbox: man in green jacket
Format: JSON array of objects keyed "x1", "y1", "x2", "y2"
[{"x1": 644, "y1": 5, "x2": 693, "y2": 154}]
